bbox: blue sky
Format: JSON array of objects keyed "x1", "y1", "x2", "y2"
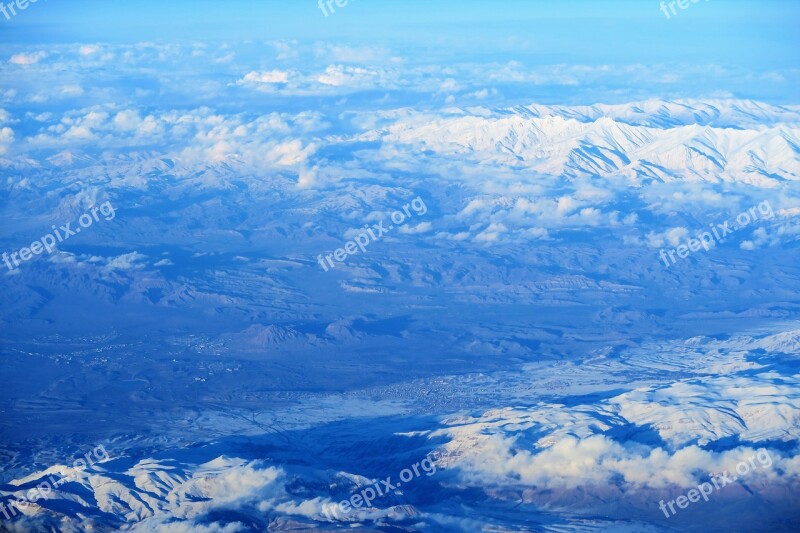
[{"x1": 2, "y1": 0, "x2": 798, "y2": 69}]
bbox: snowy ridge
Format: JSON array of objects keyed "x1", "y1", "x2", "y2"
[
  {"x1": 510, "y1": 99, "x2": 800, "y2": 128},
  {"x1": 381, "y1": 103, "x2": 800, "y2": 186}
]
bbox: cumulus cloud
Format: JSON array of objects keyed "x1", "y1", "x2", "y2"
[
  {"x1": 465, "y1": 88, "x2": 498, "y2": 100},
  {"x1": 103, "y1": 252, "x2": 148, "y2": 271},
  {"x1": 475, "y1": 222, "x2": 508, "y2": 242},
  {"x1": 437, "y1": 371, "x2": 800, "y2": 496},
  {"x1": 451, "y1": 432, "x2": 796, "y2": 491},
  {"x1": 239, "y1": 70, "x2": 291, "y2": 84},
  {"x1": 262, "y1": 139, "x2": 316, "y2": 166},
  {"x1": 64, "y1": 125, "x2": 95, "y2": 140},
  {"x1": 79, "y1": 44, "x2": 102, "y2": 56},
  {"x1": 25, "y1": 106, "x2": 320, "y2": 173},
  {"x1": 646, "y1": 227, "x2": 690, "y2": 248},
  {"x1": 399, "y1": 222, "x2": 432, "y2": 234},
  {"x1": 317, "y1": 65, "x2": 381, "y2": 87},
  {"x1": 10, "y1": 51, "x2": 47, "y2": 65},
  {"x1": 113, "y1": 109, "x2": 143, "y2": 131},
  {"x1": 741, "y1": 227, "x2": 773, "y2": 250},
  {"x1": 0, "y1": 126, "x2": 13, "y2": 154},
  {"x1": 297, "y1": 166, "x2": 318, "y2": 189}
]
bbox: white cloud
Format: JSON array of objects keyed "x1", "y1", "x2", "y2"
[
  {"x1": 10, "y1": 51, "x2": 47, "y2": 65},
  {"x1": 297, "y1": 166, "x2": 317, "y2": 189},
  {"x1": 399, "y1": 222, "x2": 432, "y2": 234},
  {"x1": 105, "y1": 252, "x2": 148, "y2": 271},
  {"x1": 63, "y1": 125, "x2": 95, "y2": 140},
  {"x1": 317, "y1": 65, "x2": 380, "y2": 87},
  {"x1": 466, "y1": 88, "x2": 498, "y2": 100},
  {"x1": 60, "y1": 85, "x2": 85, "y2": 97},
  {"x1": 439, "y1": 78, "x2": 460, "y2": 93},
  {"x1": 437, "y1": 367, "x2": 800, "y2": 498},
  {"x1": 79, "y1": 44, "x2": 102, "y2": 56},
  {"x1": 646, "y1": 227, "x2": 689, "y2": 248},
  {"x1": 0, "y1": 126, "x2": 13, "y2": 154},
  {"x1": 113, "y1": 109, "x2": 143, "y2": 131},
  {"x1": 263, "y1": 139, "x2": 316, "y2": 166},
  {"x1": 240, "y1": 70, "x2": 290, "y2": 84},
  {"x1": 454, "y1": 432, "x2": 795, "y2": 491},
  {"x1": 740, "y1": 227, "x2": 773, "y2": 250},
  {"x1": 475, "y1": 222, "x2": 508, "y2": 242},
  {"x1": 556, "y1": 196, "x2": 580, "y2": 216}
]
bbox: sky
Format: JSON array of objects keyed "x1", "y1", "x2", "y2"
[
  {"x1": 1, "y1": 0, "x2": 797, "y2": 69},
  {"x1": 0, "y1": 0, "x2": 797, "y2": 110}
]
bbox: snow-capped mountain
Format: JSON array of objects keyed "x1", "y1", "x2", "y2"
[
  {"x1": 2, "y1": 82, "x2": 800, "y2": 532},
  {"x1": 377, "y1": 100, "x2": 800, "y2": 186}
]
